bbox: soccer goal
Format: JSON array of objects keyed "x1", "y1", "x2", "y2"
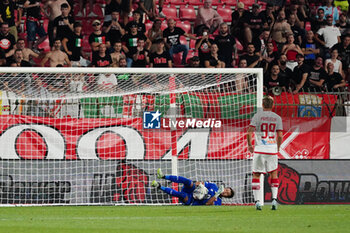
[{"x1": 0, "y1": 67, "x2": 263, "y2": 206}]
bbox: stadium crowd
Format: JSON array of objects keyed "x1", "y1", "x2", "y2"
[{"x1": 0, "y1": 0, "x2": 350, "y2": 93}]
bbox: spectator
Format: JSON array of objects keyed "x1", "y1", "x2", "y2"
[
  {"x1": 231, "y1": 2, "x2": 247, "y2": 41},
  {"x1": 138, "y1": 0, "x2": 165, "y2": 21},
  {"x1": 44, "y1": 0, "x2": 71, "y2": 47},
  {"x1": 336, "y1": 13, "x2": 350, "y2": 36},
  {"x1": 325, "y1": 62, "x2": 347, "y2": 90},
  {"x1": 252, "y1": 29, "x2": 277, "y2": 56},
  {"x1": 163, "y1": 19, "x2": 197, "y2": 66},
  {"x1": 132, "y1": 38, "x2": 149, "y2": 67},
  {"x1": 122, "y1": 22, "x2": 148, "y2": 67},
  {"x1": 281, "y1": 34, "x2": 304, "y2": 71},
  {"x1": 186, "y1": 56, "x2": 200, "y2": 68},
  {"x1": 76, "y1": 0, "x2": 97, "y2": 17},
  {"x1": 110, "y1": 41, "x2": 126, "y2": 67},
  {"x1": 271, "y1": 10, "x2": 292, "y2": 51},
  {"x1": 5, "y1": 38, "x2": 40, "y2": 63},
  {"x1": 214, "y1": 23, "x2": 236, "y2": 68},
  {"x1": 0, "y1": 0, "x2": 21, "y2": 41},
  {"x1": 89, "y1": 19, "x2": 111, "y2": 53},
  {"x1": 288, "y1": 14, "x2": 303, "y2": 46},
  {"x1": 91, "y1": 43, "x2": 112, "y2": 67},
  {"x1": 53, "y1": 3, "x2": 74, "y2": 42},
  {"x1": 275, "y1": 54, "x2": 293, "y2": 89},
  {"x1": 195, "y1": 26, "x2": 213, "y2": 67},
  {"x1": 149, "y1": 39, "x2": 172, "y2": 67},
  {"x1": 125, "y1": 10, "x2": 145, "y2": 35},
  {"x1": 258, "y1": 3, "x2": 275, "y2": 30},
  {"x1": 118, "y1": 56, "x2": 127, "y2": 67},
  {"x1": 239, "y1": 43, "x2": 261, "y2": 68},
  {"x1": 97, "y1": 73, "x2": 118, "y2": 92},
  {"x1": 47, "y1": 71, "x2": 68, "y2": 93},
  {"x1": 41, "y1": 39, "x2": 71, "y2": 67},
  {"x1": 62, "y1": 22, "x2": 88, "y2": 67},
  {"x1": 332, "y1": 34, "x2": 350, "y2": 81},
  {"x1": 104, "y1": 0, "x2": 122, "y2": 22},
  {"x1": 69, "y1": 73, "x2": 85, "y2": 92},
  {"x1": 103, "y1": 10, "x2": 125, "y2": 48},
  {"x1": 292, "y1": 53, "x2": 310, "y2": 93},
  {"x1": 318, "y1": 0, "x2": 339, "y2": 25},
  {"x1": 0, "y1": 22, "x2": 16, "y2": 54},
  {"x1": 325, "y1": 48, "x2": 344, "y2": 77},
  {"x1": 194, "y1": 0, "x2": 223, "y2": 35},
  {"x1": 147, "y1": 19, "x2": 163, "y2": 53},
  {"x1": 24, "y1": 0, "x2": 47, "y2": 51},
  {"x1": 235, "y1": 59, "x2": 249, "y2": 92},
  {"x1": 204, "y1": 43, "x2": 225, "y2": 68},
  {"x1": 7, "y1": 49, "x2": 31, "y2": 66},
  {"x1": 315, "y1": 15, "x2": 341, "y2": 57},
  {"x1": 285, "y1": 0, "x2": 306, "y2": 28},
  {"x1": 242, "y1": 3, "x2": 265, "y2": 45},
  {"x1": 261, "y1": 42, "x2": 279, "y2": 72},
  {"x1": 301, "y1": 30, "x2": 321, "y2": 66},
  {"x1": 310, "y1": 8, "x2": 326, "y2": 32},
  {"x1": 308, "y1": 56, "x2": 327, "y2": 92},
  {"x1": 264, "y1": 64, "x2": 288, "y2": 92}
]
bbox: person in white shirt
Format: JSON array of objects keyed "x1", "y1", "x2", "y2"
[
  {"x1": 325, "y1": 48, "x2": 345, "y2": 78},
  {"x1": 247, "y1": 96, "x2": 283, "y2": 211},
  {"x1": 97, "y1": 73, "x2": 118, "y2": 92},
  {"x1": 315, "y1": 15, "x2": 341, "y2": 52}
]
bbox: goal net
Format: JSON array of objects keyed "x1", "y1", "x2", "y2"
[{"x1": 0, "y1": 67, "x2": 263, "y2": 206}]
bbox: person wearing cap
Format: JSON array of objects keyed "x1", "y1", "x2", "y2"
[
  {"x1": 315, "y1": 15, "x2": 341, "y2": 57},
  {"x1": 242, "y1": 3, "x2": 265, "y2": 45},
  {"x1": 52, "y1": 3, "x2": 74, "y2": 43},
  {"x1": 163, "y1": 18, "x2": 197, "y2": 65},
  {"x1": 194, "y1": 0, "x2": 223, "y2": 35},
  {"x1": 121, "y1": 21, "x2": 148, "y2": 67},
  {"x1": 103, "y1": 10, "x2": 125, "y2": 48},
  {"x1": 62, "y1": 22, "x2": 89, "y2": 67},
  {"x1": 292, "y1": 53, "x2": 311, "y2": 93},
  {"x1": 89, "y1": 19, "x2": 111, "y2": 53},
  {"x1": 231, "y1": 2, "x2": 247, "y2": 40},
  {"x1": 149, "y1": 38, "x2": 172, "y2": 67}
]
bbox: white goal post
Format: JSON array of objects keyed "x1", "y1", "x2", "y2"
[{"x1": 0, "y1": 67, "x2": 263, "y2": 206}]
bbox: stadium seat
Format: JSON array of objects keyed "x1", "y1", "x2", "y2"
[
  {"x1": 305, "y1": 21, "x2": 311, "y2": 31},
  {"x1": 82, "y1": 19, "x2": 94, "y2": 36},
  {"x1": 169, "y1": 0, "x2": 188, "y2": 6},
  {"x1": 211, "y1": 0, "x2": 222, "y2": 6},
  {"x1": 86, "y1": 4, "x2": 104, "y2": 18},
  {"x1": 73, "y1": 4, "x2": 83, "y2": 18},
  {"x1": 221, "y1": 0, "x2": 237, "y2": 7},
  {"x1": 187, "y1": 0, "x2": 204, "y2": 7},
  {"x1": 38, "y1": 37, "x2": 50, "y2": 52},
  {"x1": 161, "y1": 5, "x2": 179, "y2": 20},
  {"x1": 145, "y1": 21, "x2": 153, "y2": 34},
  {"x1": 161, "y1": 20, "x2": 168, "y2": 30},
  {"x1": 82, "y1": 37, "x2": 92, "y2": 54},
  {"x1": 239, "y1": 0, "x2": 255, "y2": 8},
  {"x1": 179, "y1": 36, "x2": 188, "y2": 46},
  {"x1": 186, "y1": 50, "x2": 199, "y2": 63},
  {"x1": 179, "y1": 5, "x2": 196, "y2": 22},
  {"x1": 172, "y1": 52, "x2": 183, "y2": 66},
  {"x1": 189, "y1": 39, "x2": 196, "y2": 50},
  {"x1": 216, "y1": 6, "x2": 232, "y2": 22},
  {"x1": 176, "y1": 20, "x2": 191, "y2": 34}
]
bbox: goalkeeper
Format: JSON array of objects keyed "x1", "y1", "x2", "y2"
[{"x1": 151, "y1": 169, "x2": 234, "y2": 205}]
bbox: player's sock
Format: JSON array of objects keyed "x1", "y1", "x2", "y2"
[
  {"x1": 252, "y1": 178, "x2": 261, "y2": 203},
  {"x1": 164, "y1": 175, "x2": 192, "y2": 187},
  {"x1": 160, "y1": 187, "x2": 186, "y2": 199},
  {"x1": 271, "y1": 178, "x2": 279, "y2": 200}
]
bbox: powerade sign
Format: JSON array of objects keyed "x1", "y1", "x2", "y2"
[{"x1": 143, "y1": 111, "x2": 161, "y2": 129}]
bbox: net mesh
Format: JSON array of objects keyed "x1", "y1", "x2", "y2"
[{"x1": 0, "y1": 68, "x2": 261, "y2": 205}]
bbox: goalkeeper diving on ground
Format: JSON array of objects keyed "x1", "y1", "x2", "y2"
[{"x1": 151, "y1": 169, "x2": 234, "y2": 205}]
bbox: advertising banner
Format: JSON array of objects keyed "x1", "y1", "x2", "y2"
[{"x1": 0, "y1": 115, "x2": 331, "y2": 160}]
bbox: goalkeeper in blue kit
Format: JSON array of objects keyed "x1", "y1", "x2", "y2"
[{"x1": 151, "y1": 169, "x2": 234, "y2": 205}]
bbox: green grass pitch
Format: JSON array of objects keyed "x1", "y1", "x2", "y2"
[{"x1": 0, "y1": 205, "x2": 349, "y2": 233}]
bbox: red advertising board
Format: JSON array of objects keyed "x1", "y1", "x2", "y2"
[{"x1": 0, "y1": 115, "x2": 331, "y2": 160}]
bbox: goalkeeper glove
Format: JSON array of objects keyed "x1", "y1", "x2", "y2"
[{"x1": 214, "y1": 185, "x2": 224, "y2": 198}]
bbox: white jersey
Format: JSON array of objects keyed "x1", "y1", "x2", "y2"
[{"x1": 249, "y1": 110, "x2": 283, "y2": 154}]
